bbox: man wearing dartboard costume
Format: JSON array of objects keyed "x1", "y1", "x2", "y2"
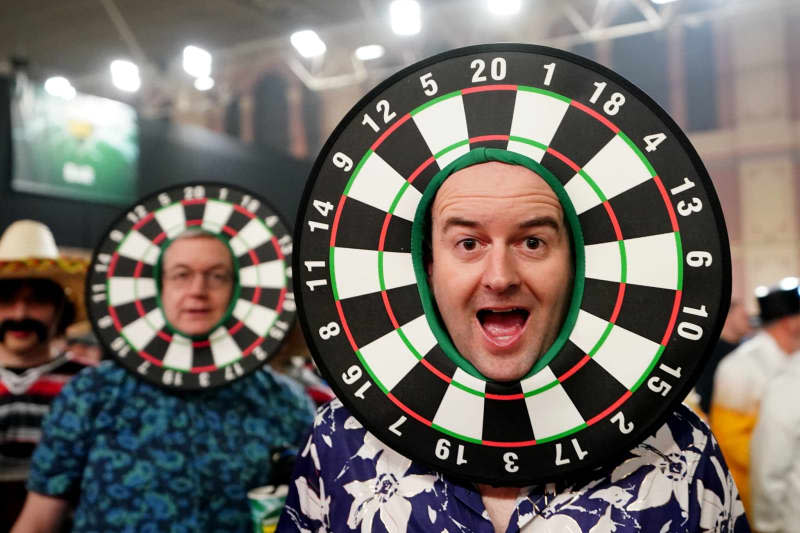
[
  {"x1": 282, "y1": 45, "x2": 749, "y2": 533},
  {"x1": 12, "y1": 186, "x2": 315, "y2": 532}
]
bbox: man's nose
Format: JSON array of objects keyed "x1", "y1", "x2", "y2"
[
  {"x1": 187, "y1": 272, "x2": 209, "y2": 294},
  {"x1": 10, "y1": 299, "x2": 29, "y2": 319},
  {"x1": 482, "y1": 247, "x2": 520, "y2": 292}
]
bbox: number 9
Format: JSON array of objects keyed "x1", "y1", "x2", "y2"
[{"x1": 686, "y1": 251, "x2": 712, "y2": 267}]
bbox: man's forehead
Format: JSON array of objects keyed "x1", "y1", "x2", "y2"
[
  {"x1": 431, "y1": 161, "x2": 565, "y2": 219},
  {"x1": 163, "y1": 236, "x2": 232, "y2": 267}
]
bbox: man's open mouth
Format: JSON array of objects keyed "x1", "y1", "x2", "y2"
[{"x1": 477, "y1": 308, "x2": 530, "y2": 346}]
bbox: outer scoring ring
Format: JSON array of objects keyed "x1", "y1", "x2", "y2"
[
  {"x1": 295, "y1": 44, "x2": 730, "y2": 484},
  {"x1": 87, "y1": 182, "x2": 296, "y2": 390}
]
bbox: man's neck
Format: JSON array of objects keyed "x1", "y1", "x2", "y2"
[
  {"x1": 0, "y1": 344, "x2": 54, "y2": 368},
  {"x1": 477, "y1": 484, "x2": 521, "y2": 533},
  {"x1": 766, "y1": 326, "x2": 797, "y2": 356}
]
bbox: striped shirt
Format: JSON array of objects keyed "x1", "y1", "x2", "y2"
[{"x1": 0, "y1": 353, "x2": 92, "y2": 482}]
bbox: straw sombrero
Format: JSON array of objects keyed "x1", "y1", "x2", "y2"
[{"x1": 0, "y1": 219, "x2": 88, "y2": 324}]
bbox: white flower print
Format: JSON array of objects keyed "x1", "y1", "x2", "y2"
[
  {"x1": 343, "y1": 442, "x2": 436, "y2": 532},
  {"x1": 294, "y1": 475, "x2": 331, "y2": 532},
  {"x1": 520, "y1": 514, "x2": 583, "y2": 532},
  {"x1": 590, "y1": 486, "x2": 633, "y2": 510},
  {"x1": 612, "y1": 423, "x2": 701, "y2": 516},
  {"x1": 697, "y1": 456, "x2": 745, "y2": 532}
]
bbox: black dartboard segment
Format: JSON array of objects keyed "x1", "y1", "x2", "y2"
[
  {"x1": 294, "y1": 44, "x2": 730, "y2": 484},
  {"x1": 87, "y1": 183, "x2": 295, "y2": 390}
]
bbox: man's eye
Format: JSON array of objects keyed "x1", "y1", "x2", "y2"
[
  {"x1": 459, "y1": 239, "x2": 478, "y2": 251},
  {"x1": 173, "y1": 271, "x2": 191, "y2": 281},
  {"x1": 525, "y1": 237, "x2": 541, "y2": 250}
]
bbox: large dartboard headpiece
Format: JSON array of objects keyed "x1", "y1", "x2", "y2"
[
  {"x1": 294, "y1": 44, "x2": 730, "y2": 485},
  {"x1": 88, "y1": 183, "x2": 295, "y2": 390}
]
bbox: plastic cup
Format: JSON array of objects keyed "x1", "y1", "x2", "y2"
[{"x1": 247, "y1": 485, "x2": 288, "y2": 533}]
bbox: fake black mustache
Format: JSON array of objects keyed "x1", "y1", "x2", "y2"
[{"x1": 0, "y1": 319, "x2": 48, "y2": 343}]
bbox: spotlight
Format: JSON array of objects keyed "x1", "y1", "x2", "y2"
[
  {"x1": 290, "y1": 30, "x2": 327, "y2": 58},
  {"x1": 355, "y1": 45, "x2": 385, "y2": 61},
  {"x1": 390, "y1": 0, "x2": 421, "y2": 36},
  {"x1": 110, "y1": 60, "x2": 140, "y2": 92},
  {"x1": 487, "y1": 0, "x2": 521, "y2": 16},
  {"x1": 44, "y1": 76, "x2": 76, "y2": 100},
  {"x1": 194, "y1": 76, "x2": 215, "y2": 91},
  {"x1": 183, "y1": 45, "x2": 212, "y2": 78}
]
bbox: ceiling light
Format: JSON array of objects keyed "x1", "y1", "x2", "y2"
[
  {"x1": 110, "y1": 60, "x2": 141, "y2": 92},
  {"x1": 487, "y1": 0, "x2": 521, "y2": 15},
  {"x1": 194, "y1": 76, "x2": 215, "y2": 91},
  {"x1": 183, "y1": 45, "x2": 212, "y2": 78},
  {"x1": 44, "y1": 76, "x2": 76, "y2": 100},
  {"x1": 754, "y1": 285, "x2": 769, "y2": 298},
  {"x1": 780, "y1": 277, "x2": 799, "y2": 290},
  {"x1": 355, "y1": 44, "x2": 385, "y2": 61},
  {"x1": 390, "y1": 0, "x2": 421, "y2": 36},
  {"x1": 290, "y1": 30, "x2": 327, "y2": 58}
]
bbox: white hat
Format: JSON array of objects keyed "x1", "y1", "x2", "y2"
[{"x1": 0, "y1": 220, "x2": 87, "y2": 324}]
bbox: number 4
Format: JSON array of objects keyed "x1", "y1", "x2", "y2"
[
  {"x1": 313, "y1": 200, "x2": 334, "y2": 217},
  {"x1": 643, "y1": 133, "x2": 666, "y2": 152}
]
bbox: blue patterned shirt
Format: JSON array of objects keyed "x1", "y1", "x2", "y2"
[
  {"x1": 28, "y1": 360, "x2": 315, "y2": 533},
  {"x1": 278, "y1": 399, "x2": 749, "y2": 533}
]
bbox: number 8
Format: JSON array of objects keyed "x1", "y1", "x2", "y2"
[{"x1": 319, "y1": 322, "x2": 341, "y2": 340}]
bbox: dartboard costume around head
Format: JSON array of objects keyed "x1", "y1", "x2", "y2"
[
  {"x1": 294, "y1": 44, "x2": 730, "y2": 485},
  {"x1": 87, "y1": 183, "x2": 296, "y2": 390}
]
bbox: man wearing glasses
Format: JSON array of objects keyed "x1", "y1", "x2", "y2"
[{"x1": 13, "y1": 229, "x2": 315, "y2": 533}]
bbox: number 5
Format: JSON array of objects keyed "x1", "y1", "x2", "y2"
[{"x1": 420, "y1": 72, "x2": 438, "y2": 96}]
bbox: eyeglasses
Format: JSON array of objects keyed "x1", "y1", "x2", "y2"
[{"x1": 162, "y1": 269, "x2": 234, "y2": 290}]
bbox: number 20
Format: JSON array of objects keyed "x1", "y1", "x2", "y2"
[{"x1": 471, "y1": 58, "x2": 506, "y2": 83}]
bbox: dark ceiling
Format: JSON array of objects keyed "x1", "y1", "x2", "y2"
[{"x1": 0, "y1": 0, "x2": 789, "y2": 102}]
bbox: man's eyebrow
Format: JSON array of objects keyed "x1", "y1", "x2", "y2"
[
  {"x1": 519, "y1": 216, "x2": 562, "y2": 231},
  {"x1": 440, "y1": 216, "x2": 562, "y2": 233},
  {"x1": 165, "y1": 262, "x2": 229, "y2": 271},
  {"x1": 441, "y1": 217, "x2": 478, "y2": 233}
]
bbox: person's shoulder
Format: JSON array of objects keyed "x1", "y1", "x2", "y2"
[
  {"x1": 310, "y1": 398, "x2": 359, "y2": 433},
  {"x1": 636, "y1": 404, "x2": 712, "y2": 456},
  {"x1": 306, "y1": 399, "x2": 375, "y2": 458},
  {"x1": 241, "y1": 365, "x2": 315, "y2": 414},
  {"x1": 715, "y1": 335, "x2": 764, "y2": 378},
  {"x1": 59, "y1": 360, "x2": 131, "y2": 396},
  {"x1": 57, "y1": 350, "x2": 96, "y2": 374},
  {"x1": 669, "y1": 403, "x2": 711, "y2": 434}
]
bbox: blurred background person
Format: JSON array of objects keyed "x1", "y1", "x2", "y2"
[
  {"x1": 0, "y1": 220, "x2": 93, "y2": 530},
  {"x1": 695, "y1": 299, "x2": 754, "y2": 417},
  {"x1": 711, "y1": 280, "x2": 800, "y2": 517},
  {"x1": 12, "y1": 228, "x2": 314, "y2": 533},
  {"x1": 750, "y1": 348, "x2": 800, "y2": 533}
]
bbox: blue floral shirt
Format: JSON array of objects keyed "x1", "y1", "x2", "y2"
[
  {"x1": 28, "y1": 360, "x2": 315, "y2": 533},
  {"x1": 278, "y1": 399, "x2": 749, "y2": 533}
]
